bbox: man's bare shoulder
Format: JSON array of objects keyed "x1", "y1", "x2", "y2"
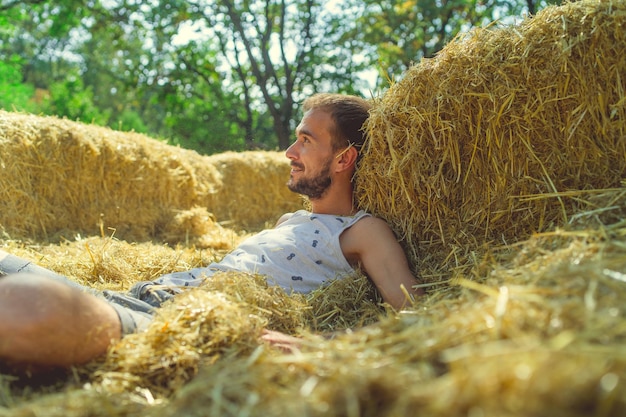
[
  {"x1": 351, "y1": 215, "x2": 395, "y2": 234},
  {"x1": 342, "y1": 215, "x2": 398, "y2": 252}
]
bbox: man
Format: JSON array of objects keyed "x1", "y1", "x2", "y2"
[{"x1": 0, "y1": 93, "x2": 420, "y2": 368}]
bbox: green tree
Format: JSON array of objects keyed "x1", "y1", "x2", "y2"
[
  {"x1": 73, "y1": 0, "x2": 264, "y2": 151},
  {"x1": 44, "y1": 71, "x2": 110, "y2": 124},
  {"x1": 336, "y1": 0, "x2": 563, "y2": 88},
  {"x1": 0, "y1": 57, "x2": 35, "y2": 112},
  {"x1": 0, "y1": 0, "x2": 93, "y2": 86},
  {"x1": 156, "y1": 41, "x2": 252, "y2": 153},
  {"x1": 337, "y1": 0, "x2": 502, "y2": 86},
  {"x1": 76, "y1": 2, "x2": 160, "y2": 132},
  {"x1": 177, "y1": 0, "x2": 370, "y2": 149},
  {"x1": 0, "y1": 0, "x2": 564, "y2": 153}
]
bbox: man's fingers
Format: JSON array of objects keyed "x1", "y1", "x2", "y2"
[{"x1": 260, "y1": 329, "x2": 302, "y2": 352}]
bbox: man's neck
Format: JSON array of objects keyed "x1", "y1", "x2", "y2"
[{"x1": 307, "y1": 185, "x2": 356, "y2": 217}]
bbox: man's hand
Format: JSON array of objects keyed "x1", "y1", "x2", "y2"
[{"x1": 260, "y1": 329, "x2": 302, "y2": 353}]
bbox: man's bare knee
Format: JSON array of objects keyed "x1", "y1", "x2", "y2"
[{"x1": 0, "y1": 273, "x2": 121, "y2": 367}]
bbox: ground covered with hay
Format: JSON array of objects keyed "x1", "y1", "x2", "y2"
[{"x1": 1, "y1": 0, "x2": 626, "y2": 416}]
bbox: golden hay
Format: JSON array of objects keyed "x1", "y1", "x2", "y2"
[
  {"x1": 2, "y1": 1, "x2": 626, "y2": 417},
  {"x1": 0, "y1": 112, "x2": 302, "y2": 241},
  {"x1": 356, "y1": 0, "x2": 626, "y2": 276},
  {"x1": 0, "y1": 233, "x2": 235, "y2": 292},
  {"x1": 0, "y1": 238, "x2": 386, "y2": 415},
  {"x1": 5, "y1": 222, "x2": 625, "y2": 417},
  {"x1": 129, "y1": 224, "x2": 626, "y2": 417},
  {"x1": 204, "y1": 151, "x2": 304, "y2": 231}
]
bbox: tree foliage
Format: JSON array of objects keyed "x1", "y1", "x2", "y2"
[
  {"x1": 336, "y1": 0, "x2": 561, "y2": 87},
  {"x1": 0, "y1": 0, "x2": 562, "y2": 153},
  {"x1": 0, "y1": 57, "x2": 35, "y2": 112}
]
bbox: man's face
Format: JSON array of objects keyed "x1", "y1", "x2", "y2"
[{"x1": 285, "y1": 109, "x2": 336, "y2": 200}]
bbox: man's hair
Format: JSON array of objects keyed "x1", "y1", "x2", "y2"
[{"x1": 302, "y1": 93, "x2": 372, "y2": 153}]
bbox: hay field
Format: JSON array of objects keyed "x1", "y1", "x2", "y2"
[{"x1": 1, "y1": 0, "x2": 626, "y2": 416}]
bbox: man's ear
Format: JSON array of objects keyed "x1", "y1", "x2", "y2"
[{"x1": 334, "y1": 146, "x2": 358, "y2": 173}]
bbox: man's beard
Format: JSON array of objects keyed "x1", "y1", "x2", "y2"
[{"x1": 287, "y1": 159, "x2": 332, "y2": 200}]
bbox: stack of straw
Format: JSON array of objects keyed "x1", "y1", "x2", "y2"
[
  {"x1": 0, "y1": 113, "x2": 302, "y2": 242},
  {"x1": 356, "y1": 0, "x2": 626, "y2": 278},
  {"x1": 205, "y1": 151, "x2": 305, "y2": 231},
  {"x1": 1, "y1": 1, "x2": 626, "y2": 416}
]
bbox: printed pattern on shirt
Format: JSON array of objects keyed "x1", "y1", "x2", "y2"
[{"x1": 154, "y1": 210, "x2": 371, "y2": 293}]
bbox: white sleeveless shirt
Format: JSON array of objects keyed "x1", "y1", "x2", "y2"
[{"x1": 154, "y1": 210, "x2": 371, "y2": 293}]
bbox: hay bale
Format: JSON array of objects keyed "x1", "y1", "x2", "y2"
[
  {"x1": 3, "y1": 3, "x2": 626, "y2": 417},
  {"x1": 205, "y1": 151, "x2": 304, "y2": 231},
  {"x1": 0, "y1": 112, "x2": 218, "y2": 241},
  {"x1": 0, "y1": 112, "x2": 301, "y2": 242},
  {"x1": 356, "y1": 0, "x2": 626, "y2": 275}
]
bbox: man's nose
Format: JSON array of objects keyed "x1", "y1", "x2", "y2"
[{"x1": 285, "y1": 141, "x2": 299, "y2": 160}]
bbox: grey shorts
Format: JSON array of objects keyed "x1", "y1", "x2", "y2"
[
  {"x1": 101, "y1": 290, "x2": 155, "y2": 335},
  {"x1": 0, "y1": 253, "x2": 173, "y2": 335},
  {"x1": 104, "y1": 282, "x2": 180, "y2": 334}
]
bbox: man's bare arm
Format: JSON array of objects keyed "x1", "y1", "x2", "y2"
[{"x1": 340, "y1": 216, "x2": 422, "y2": 310}]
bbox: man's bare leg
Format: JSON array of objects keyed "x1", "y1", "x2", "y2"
[{"x1": 0, "y1": 273, "x2": 121, "y2": 368}]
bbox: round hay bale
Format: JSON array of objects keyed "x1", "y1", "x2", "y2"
[{"x1": 356, "y1": 0, "x2": 626, "y2": 274}]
